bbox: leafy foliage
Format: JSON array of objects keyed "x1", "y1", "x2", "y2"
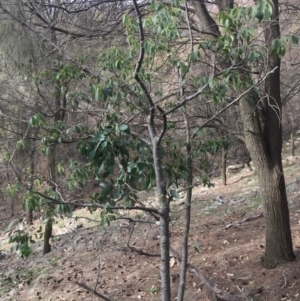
[{"x1": 9, "y1": 232, "x2": 35, "y2": 258}]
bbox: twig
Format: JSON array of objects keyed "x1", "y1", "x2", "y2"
[
  {"x1": 191, "y1": 67, "x2": 278, "y2": 138},
  {"x1": 93, "y1": 257, "x2": 101, "y2": 292},
  {"x1": 237, "y1": 213, "x2": 264, "y2": 224},
  {"x1": 281, "y1": 271, "x2": 287, "y2": 289},
  {"x1": 123, "y1": 221, "x2": 159, "y2": 257},
  {"x1": 225, "y1": 213, "x2": 263, "y2": 229},
  {"x1": 75, "y1": 281, "x2": 112, "y2": 301},
  {"x1": 28, "y1": 190, "x2": 161, "y2": 215}
]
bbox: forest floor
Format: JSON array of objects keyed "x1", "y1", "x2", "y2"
[{"x1": 1, "y1": 145, "x2": 300, "y2": 300}]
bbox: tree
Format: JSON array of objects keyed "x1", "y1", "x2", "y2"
[
  {"x1": 192, "y1": 0, "x2": 296, "y2": 268},
  {"x1": 1, "y1": 0, "x2": 298, "y2": 300}
]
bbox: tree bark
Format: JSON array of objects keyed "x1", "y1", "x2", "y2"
[
  {"x1": 27, "y1": 142, "x2": 35, "y2": 225},
  {"x1": 43, "y1": 142, "x2": 56, "y2": 255},
  {"x1": 239, "y1": 92, "x2": 295, "y2": 268},
  {"x1": 177, "y1": 107, "x2": 192, "y2": 301},
  {"x1": 291, "y1": 130, "x2": 295, "y2": 156},
  {"x1": 150, "y1": 134, "x2": 170, "y2": 300},
  {"x1": 221, "y1": 145, "x2": 228, "y2": 185},
  {"x1": 43, "y1": 217, "x2": 52, "y2": 254},
  {"x1": 259, "y1": 0, "x2": 295, "y2": 267}
]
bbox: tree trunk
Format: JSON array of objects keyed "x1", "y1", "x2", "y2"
[
  {"x1": 10, "y1": 196, "x2": 14, "y2": 217},
  {"x1": 239, "y1": 92, "x2": 295, "y2": 268},
  {"x1": 259, "y1": 0, "x2": 295, "y2": 267},
  {"x1": 43, "y1": 143, "x2": 56, "y2": 255},
  {"x1": 27, "y1": 205, "x2": 33, "y2": 225},
  {"x1": 27, "y1": 142, "x2": 35, "y2": 225},
  {"x1": 177, "y1": 109, "x2": 192, "y2": 301},
  {"x1": 148, "y1": 111, "x2": 170, "y2": 301},
  {"x1": 291, "y1": 130, "x2": 295, "y2": 156},
  {"x1": 221, "y1": 145, "x2": 227, "y2": 185},
  {"x1": 153, "y1": 142, "x2": 170, "y2": 301},
  {"x1": 43, "y1": 218, "x2": 52, "y2": 254}
]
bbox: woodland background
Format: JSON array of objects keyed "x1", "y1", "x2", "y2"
[{"x1": 0, "y1": 0, "x2": 300, "y2": 300}]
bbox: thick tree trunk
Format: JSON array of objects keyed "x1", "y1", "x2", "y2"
[
  {"x1": 259, "y1": 0, "x2": 295, "y2": 267},
  {"x1": 239, "y1": 93, "x2": 295, "y2": 268}
]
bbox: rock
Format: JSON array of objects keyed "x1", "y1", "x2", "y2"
[{"x1": 216, "y1": 195, "x2": 224, "y2": 203}]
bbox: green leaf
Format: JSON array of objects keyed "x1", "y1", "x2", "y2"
[
  {"x1": 190, "y1": 51, "x2": 198, "y2": 63},
  {"x1": 16, "y1": 140, "x2": 26, "y2": 150},
  {"x1": 88, "y1": 150, "x2": 96, "y2": 161},
  {"x1": 249, "y1": 51, "x2": 256, "y2": 63},
  {"x1": 119, "y1": 124, "x2": 130, "y2": 134},
  {"x1": 94, "y1": 86, "x2": 100, "y2": 101},
  {"x1": 170, "y1": 189, "x2": 180, "y2": 199},
  {"x1": 115, "y1": 60, "x2": 121, "y2": 70},
  {"x1": 5, "y1": 151, "x2": 10, "y2": 160},
  {"x1": 194, "y1": 241, "x2": 200, "y2": 253},
  {"x1": 93, "y1": 133, "x2": 105, "y2": 142},
  {"x1": 208, "y1": 78, "x2": 215, "y2": 89},
  {"x1": 292, "y1": 35, "x2": 299, "y2": 45},
  {"x1": 224, "y1": 18, "x2": 230, "y2": 29},
  {"x1": 277, "y1": 45, "x2": 286, "y2": 58}
]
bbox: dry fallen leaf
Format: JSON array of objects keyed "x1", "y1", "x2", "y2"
[{"x1": 170, "y1": 257, "x2": 176, "y2": 268}]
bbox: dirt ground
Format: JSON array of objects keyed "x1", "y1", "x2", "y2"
[{"x1": 1, "y1": 154, "x2": 300, "y2": 300}]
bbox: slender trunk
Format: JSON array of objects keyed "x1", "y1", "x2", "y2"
[
  {"x1": 177, "y1": 111, "x2": 192, "y2": 301},
  {"x1": 132, "y1": 1, "x2": 170, "y2": 297},
  {"x1": 27, "y1": 143, "x2": 35, "y2": 225},
  {"x1": 27, "y1": 204, "x2": 33, "y2": 225},
  {"x1": 221, "y1": 145, "x2": 227, "y2": 185},
  {"x1": 159, "y1": 200, "x2": 170, "y2": 301},
  {"x1": 287, "y1": 102, "x2": 296, "y2": 156},
  {"x1": 153, "y1": 141, "x2": 170, "y2": 301},
  {"x1": 10, "y1": 196, "x2": 14, "y2": 217},
  {"x1": 43, "y1": 142, "x2": 56, "y2": 255},
  {"x1": 148, "y1": 111, "x2": 170, "y2": 301},
  {"x1": 43, "y1": 78, "x2": 63, "y2": 254},
  {"x1": 291, "y1": 130, "x2": 295, "y2": 156},
  {"x1": 43, "y1": 217, "x2": 52, "y2": 254}
]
